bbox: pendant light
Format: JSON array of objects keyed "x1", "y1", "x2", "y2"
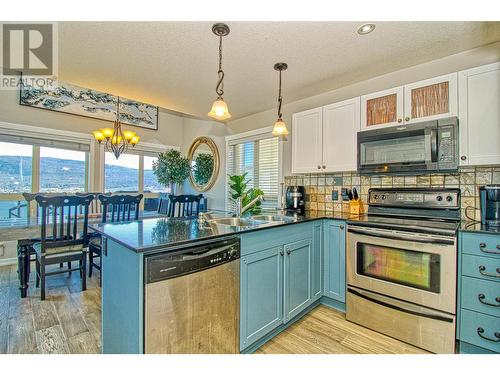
[
  {"x1": 208, "y1": 23, "x2": 232, "y2": 121},
  {"x1": 92, "y1": 101, "x2": 140, "y2": 159},
  {"x1": 272, "y1": 62, "x2": 289, "y2": 138}
]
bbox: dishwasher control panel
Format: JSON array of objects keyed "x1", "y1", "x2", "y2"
[{"x1": 145, "y1": 237, "x2": 240, "y2": 283}]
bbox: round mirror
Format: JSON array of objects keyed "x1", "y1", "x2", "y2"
[{"x1": 187, "y1": 137, "x2": 220, "y2": 192}]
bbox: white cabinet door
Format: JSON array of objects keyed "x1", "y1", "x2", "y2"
[
  {"x1": 458, "y1": 62, "x2": 500, "y2": 166},
  {"x1": 322, "y1": 97, "x2": 360, "y2": 172},
  {"x1": 292, "y1": 108, "x2": 323, "y2": 173},
  {"x1": 360, "y1": 86, "x2": 404, "y2": 130},
  {"x1": 404, "y1": 73, "x2": 458, "y2": 124}
]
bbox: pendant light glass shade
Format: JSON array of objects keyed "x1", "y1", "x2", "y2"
[
  {"x1": 272, "y1": 118, "x2": 288, "y2": 136},
  {"x1": 208, "y1": 98, "x2": 231, "y2": 120}
]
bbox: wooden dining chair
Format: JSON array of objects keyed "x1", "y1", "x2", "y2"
[
  {"x1": 88, "y1": 194, "x2": 143, "y2": 285},
  {"x1": 167, "y1": 194, "x2": 204, "y2": 218},
  {"x1": 33, "y1": 194, "x2": 94, "y2": 300}
]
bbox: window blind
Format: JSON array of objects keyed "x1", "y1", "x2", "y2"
[{"x1": 226, "y1": 136, "x2": 279, "y2": 211}]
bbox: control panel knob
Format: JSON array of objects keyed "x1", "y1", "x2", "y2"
[
  {"x1": 374, "y1": 194, "x2": 379, "y2": 200},
  {"x1": 436, "y1": 196, "x2": 443, "y2": 202},
  {"x1": 381, "y1": 195, "x2": 386, "y2": 200},
  {"x1": 446, "y1": 196, "x2": 453, "y2": 202},
  {"x1": 228, "y1": 248, "x2": 237, "y2": 258}
]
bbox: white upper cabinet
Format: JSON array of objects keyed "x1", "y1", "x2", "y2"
[
  {"x1": 292, "y1": 107, "x2": 323, "y2": 173},
  {"x1": 404, "y1": 73, "x2": 458, "y2": 124},
  {"x1": 360, "y1": 86, "x2": 404, "y2": 130},
  {"x1": 322, "y1": 98, "x2": 360, "y2": 172},
  {"x1": 458, "y1": 62, "x2": 500, "y2": 166}
]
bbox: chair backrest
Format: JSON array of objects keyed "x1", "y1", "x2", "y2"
[
  {"x1": 98, "y1": 194, "x2": 143, "y2": 223},
  {"x1": 157, "y1": 193, "x2": 171, "y2": 215},
  {"x1": 35, "y1": 194, "x2": 94, "y2": 253},
  {"x1": 167, "y1": 194, "x2": 203, "y2": 218}
]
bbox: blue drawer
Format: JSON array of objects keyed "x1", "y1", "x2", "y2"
[
  {"x1": 461, "y1": 232, "x2": 500, "y2": 258},
  {"x1": 460, "y1": 309, "x2": 500, "y2": 353},
  {"x1": 462, "y1": 254, "x2": 500, "y2": 283},
  {"x1": 461, "y1": 276, "x2": 500, "y2": 318}
]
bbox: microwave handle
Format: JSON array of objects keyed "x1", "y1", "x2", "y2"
[{"x1": 430, "y1": 128, "x2": 438, "y2": 163}]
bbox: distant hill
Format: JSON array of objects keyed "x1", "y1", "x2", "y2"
[{"x1": 0, "y1": 156, "x2": 158, "y2": 193}]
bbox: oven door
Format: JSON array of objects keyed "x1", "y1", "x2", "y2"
[
  {"x1": 347, "y1": 225, "x2": 456, "y2": 313},
  {"x1": 357, "y1": 122, "x2": 438, "y2": 174}
]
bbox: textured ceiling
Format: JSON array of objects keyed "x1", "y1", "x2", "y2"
[{"x1": 58, "y1": 21, "x2": 500, "y2": 120}]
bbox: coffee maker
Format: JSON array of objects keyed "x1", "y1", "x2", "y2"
[
  {"x1": 286, "y1": 186, "x2": 305, "y2": 213},
  {"x1": 480, "y1": 185, "x2": 500, "y2": 227}
]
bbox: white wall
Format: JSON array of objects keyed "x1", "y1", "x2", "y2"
[
  {"x1": 181, "y1": 118, "x2": 228, "y2": 211},
  {"x1": 227, "y1": 41, "x2": 500, "y2": 177}
]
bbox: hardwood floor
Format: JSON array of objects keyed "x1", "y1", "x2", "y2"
[
  {"x1": 1, "y1": 264, "x2": 426, "y2": 354},
  {"x1": 0, "y1": 263, "x2": 101, "y2": 354},
  {"x1": 256, "y1": 305, "x2": 428, "y2": 354}
]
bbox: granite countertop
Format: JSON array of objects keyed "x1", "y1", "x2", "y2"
[
  {"x1": 89, "y1": 210, "x2": 500, "y2": 254},
  {"x1": 89, "y1": 211, "x2": 361, "y2": 253}
]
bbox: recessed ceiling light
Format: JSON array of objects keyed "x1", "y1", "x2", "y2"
[{"x1": 357, "y1": 23, "x2": 376, "y2": 35}]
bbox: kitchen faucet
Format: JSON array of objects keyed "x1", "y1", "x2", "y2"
[{"x1": 236, "y1": 194, "x2": 265, "y2": 216}]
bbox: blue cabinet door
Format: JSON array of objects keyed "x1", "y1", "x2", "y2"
[
  {"x1": 284, "y1": 238, "x2": 313, "y2": 322},
  {"x1": 240, "y1": 246, "x2": 283, "y2": 351},
  {"x1": 311, "y1": 221, "x2": 323, "y2": 301},
  {"x1": 323, "y1": 220, "x2": 346, "y2": 302}
]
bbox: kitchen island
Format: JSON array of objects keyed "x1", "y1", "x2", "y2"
[{"x1": 90, "y1": 211, "x2": 354, "y2": 354}]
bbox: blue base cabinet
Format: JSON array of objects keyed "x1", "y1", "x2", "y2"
[
  {"x1": 240, "y1": 220, "x2": 345, "y2": 352},
  {"x1": 284, "y1": 239, "x2": 313, "y2": 322},
  {"x1": 323, "y1": 221, "x2": 346, "y2": 303},
  {"x1": 240, "y1": 246, "x2": 283, "y2": 350},
  {"x1": 458, "y1": 231, "x2": 500, "y2": 354},
  {"x1": 240, "y1": 222, "x2": 325, "y2": 351}
]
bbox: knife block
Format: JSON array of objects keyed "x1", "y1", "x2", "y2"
[{"x1": 349, "y1": 198, "x2": 364, "y2": 215}]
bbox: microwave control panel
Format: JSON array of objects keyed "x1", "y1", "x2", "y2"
[{"x1": 437, "y1": 123, "x2": 458, "y2": 169}]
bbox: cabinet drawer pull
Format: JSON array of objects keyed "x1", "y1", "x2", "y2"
[
  {"x1": 478, "y1": 294, "x2": 500, "y2": 307},
  {"x1": 397, "y1": 118, "x2": 402, "y2": 123},
  {"x1": 478, "y1": 266, "x2": 500, "y2": 278},
  {"x1": 317, "y1": 165, "x2": 321, "y2": 169},
  {"x1": 405, "y1": 117, "x2": 410, "y2": 121},
  {"x1": 479, "y1": 242, "x2": 500, "y2": 255},
  {"x1": 460, "y1": 155, "x2": 467, "y2": 161},
  {"x1": 286, "y1": 249, "x2": 291, "y2": 255},
  {"x1": 339, "y1": 225, "x2": 344, "y2": 230},
  {"x1": 477, "y1": 327, "x2": 500, "y2": 342},
  {"x1": 280, "y1": 249, "x2": 284, "y2": 256}
]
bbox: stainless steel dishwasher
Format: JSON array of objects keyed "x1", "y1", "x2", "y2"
[{"x1": 144, "y1": 237, "x2": 240, "y2": 354}]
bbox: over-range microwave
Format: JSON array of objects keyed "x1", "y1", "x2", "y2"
[{"x1": 357, "y1": 117, "x2": 458, "y2": 175}]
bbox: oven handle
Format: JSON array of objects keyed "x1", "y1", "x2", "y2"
[
  {"x1": 348, "y1": 287, "x2": 454, "y2": 323},
  {"x1": 348, "y1": 227, "x2": 455, "y2": 245}
]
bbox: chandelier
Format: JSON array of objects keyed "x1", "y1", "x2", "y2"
[
  {"x1": 92, "y1": 101, "x2": 140, "y2": 159},
  {"x1": 208, "y1": 23, "x2": 232, "y2": 121},
  {"x1": 272, "y1": 62, "x2": 289, "y2": 138}
]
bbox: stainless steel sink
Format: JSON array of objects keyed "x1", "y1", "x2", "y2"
[
  {"x1": 250, "y1": 214, "x2": 296, "y2": 223},
  {"x1": 208, "y1": 217, "x2": 270, "y2": 227}
]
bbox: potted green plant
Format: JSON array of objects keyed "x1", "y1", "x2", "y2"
[
  {"x1": 228, "y1": 172, "x2": 264, "y2": 214},
  {"x1": 153, "y1": 149, "x2": 190, "y2": 193}
]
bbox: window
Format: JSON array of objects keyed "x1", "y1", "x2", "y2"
[
  {"x1": 104, "y1": 152, "x2": 171, "y2": 213},
  {"x1": 40, "y1": 147, "x2": 87, "y2": 193},
  {"x1": 104, "y1": 152, "x2": 139, "y2": 192},
  {"x1": 227, "y1": 133, "x2": 280, "y2": 211},
  {"x1": 0, "y1": 141, "x2": 32, "y2": 223}
]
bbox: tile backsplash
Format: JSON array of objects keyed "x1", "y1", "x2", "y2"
[{"x1": 284, "y1": 166, "x2": 500, "y2": 221}]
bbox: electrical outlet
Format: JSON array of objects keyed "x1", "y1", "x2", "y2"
[{"x1": 332, "y1": 190, "x2": 338, "y2": 201}]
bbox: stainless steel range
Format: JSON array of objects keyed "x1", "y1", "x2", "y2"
[{"x1": 346, "y1": 188, "x2": 460, "y2": 354}]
